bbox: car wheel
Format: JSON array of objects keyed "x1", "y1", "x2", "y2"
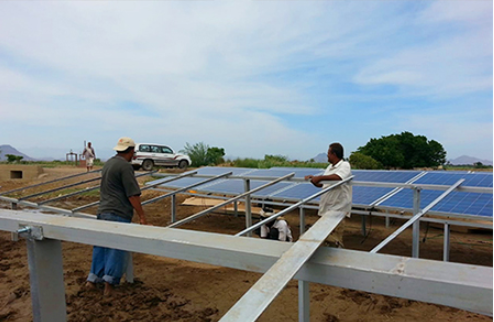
[
  {"x1": 178, "y1": 160, "x2": 188, "y2": 169},
  {"x1": 142, "y1": 159, "x2": 154, "y2": 171}
]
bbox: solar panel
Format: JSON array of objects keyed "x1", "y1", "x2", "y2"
[
  {"x1": 190, "y1": 179, "x2": 295, "y2": 198},
  {"x1": 352, "y1": 170, "x2": 422, "y2": 183},
  {"x1": 414, "y1": 172, "x2": 493, "y2": 187},
  {"x1": 379, "y1": 189, "x2": 493, "y2": 217},
  {"x1": 147, "y1": 177, "x2": 215, "y2": 189},
  {"x1": 270, "y1": 183, "x2": 323, "y2": 201},
  {"x1": 148, "y1": 167, "x2": 492, "y2": 218},
  {"x1": 193, "y1": 167, "x2": 255, "y2": 176},
  {"x1": 352, "y1": 186, "x2": 394, "y2": 206},
  {"x1": 246, "y1": 168, "x2": 324, "y2": 179}
]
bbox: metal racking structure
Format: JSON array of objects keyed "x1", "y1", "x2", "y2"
[{"x1": 0, "y1": 167, "x2": 492, "y2": 322}]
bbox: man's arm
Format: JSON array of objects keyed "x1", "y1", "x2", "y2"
[
  {"x1": 305, "y1": 174, "x2": 342, "y2": 188},
  {"x1": 129, "y1": 195, "x2": 147, "y2": 225}
]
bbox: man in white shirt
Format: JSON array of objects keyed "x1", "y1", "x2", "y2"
[
  {"x1": 82, "y1": 142, "x2": 96, "y2": 172},
  {"x1": 259, "y1": 207, "x2": 293, "y2": 242},
  {"x1": 305, "y1": 143, "x2": 352, "y2": 247}
]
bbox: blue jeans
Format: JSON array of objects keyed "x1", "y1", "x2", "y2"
[{"x1": 87, "y1": 213, "x2": 131, "y2": 285}]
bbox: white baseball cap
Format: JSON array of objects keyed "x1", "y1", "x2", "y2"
[{"x1": 113, "y1": 137, "x2": 136, "y2": 151}]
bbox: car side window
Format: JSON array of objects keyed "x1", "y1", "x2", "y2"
[
  {"x1": 139, "y1": 145, "x2": 151, "y2": 152},
  {"x1": 161, "y1": 146, "x2": 173, "y2": 154},
  {"x1": 151, "y1": 146, "x2": 161, "y2": 153}
]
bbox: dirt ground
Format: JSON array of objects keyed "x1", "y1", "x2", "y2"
[{"x1": 0, "y1": 166, "x2": 492, "y2": 322}]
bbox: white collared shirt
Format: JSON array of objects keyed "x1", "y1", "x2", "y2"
[
  {"x1": 319, "y1": 160, "x2": 352, "y2": 217},
  {"x1": 260, "y1": 219, "x2": 293, "y2": 242}
]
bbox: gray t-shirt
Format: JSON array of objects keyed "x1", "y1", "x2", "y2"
[{"x1": 98, "y1": 155, "x2": 141, "y2": 220}]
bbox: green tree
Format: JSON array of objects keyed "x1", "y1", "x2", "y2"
[
  {"x1": 6, "y1": 154, "x2": 23, "y2": 163},
  {"x1": 474, "y1": 162, "x2": 484, "y2": 168},
  {"x1": 349, "y1": 152, "x2": 383, "y2": 169},
  {"x1": 181, "y1": 142, "x2": 209, "y2": 167},
  {"x1": 181, "y1": 143, "x2": 227, "y2": 166},
  {"x1": 206, "y1": 147, "x2": 225, "y2": 165},
  {"x1": 357, "y1": 132, "x2": 446, "y2": 169}
]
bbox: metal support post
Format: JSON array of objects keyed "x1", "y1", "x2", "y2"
[
  {"x1": 299, "y1": 207, "x2": 305, "y2": 235},
  {"x1": 244, "y1": 179, "x2": 252, "y2": 237},
  {"x1": 443, "y1": 223, "x2": 450, "y2": 262},
  {"x1": 298, "y1": 280, "x2": 310, "y2": 322},
  {"x1": 168, "y1": 173, "x2": 296, "y2": 229},
  {"x1": 26, "y1": 238, "x2": 67, "y2": 322},
  {"x1": 171, "y1": 194, "x2": 176, "y2": 223},
  {"x1": 11, "y1": 202, "x2": 17, "y2": 210},
  {"x1": 298, "y1": 206, "x2": 310, "y2": 321},
  {"x1": 385, "y1": 216, "x2": 390, "y2": 228},
  {"x1": 412, "y1": 187, "x2": 421, "y2": 258},
  {"x1": 125, "y1": 253, "x2": 134, "y2": 283},
  {"x1": 234, "y1": 201, "x2": 238, "y2": 217},
  {"x1": 371, "y1": 179, "x2": 464, "y2": 254}
]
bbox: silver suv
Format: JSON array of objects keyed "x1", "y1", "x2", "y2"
[{"x1": 131, "y1": 143, "x2": 192, "y2": 171}]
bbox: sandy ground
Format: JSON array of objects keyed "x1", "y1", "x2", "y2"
[{"x1": 0, "y1": 166, "x2": 492, "y2": 322}]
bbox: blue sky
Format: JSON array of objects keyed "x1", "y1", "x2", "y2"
[{"x1": 0, "y1": 1, "x2": 492, "y2": 161}]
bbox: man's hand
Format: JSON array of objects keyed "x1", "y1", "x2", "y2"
[
  {"x1": 304, "y1": 175, "x2": 313, "y2": 181},
  {"x1": 139, "y1": 216, "x2": 148, "y2": 225},
  {"x1": 309, "y1": 176, "x2": 323, "y2": 188}
]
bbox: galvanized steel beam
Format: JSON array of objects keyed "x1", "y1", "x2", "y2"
[
  {"x1": 72, "y1": 171, "x2": 196, "y2": 212},
  {"x1": 235, "y1": 176, "x2": 354, "y2": 237},
  {"x1": 221, "y1": 211, "x2": 346, "y2": 322},
  {"x1": 141, "y1": 172, "x2": 230, "y2": 206},
  {"x1": 0, "y1": 209, "x2": 491, "y2": 317},
  {"x1": 372, "y1": 179, "x2": 465, "y2": 254},
  {"x1": 168, "y1": 173, "x2": 296, "y2": 228},
  {"x1": 0, "y1": 169, "x2": 102, "y2": 197}
]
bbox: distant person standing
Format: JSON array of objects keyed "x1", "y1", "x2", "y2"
[
  {"x1": 305, "y1": 143, "x2": 352, "y2": 248},
  {"x1": 82, "y1": 142, "x2": 96, "y2": 172},
  {"x1": 86, "y1": 137, "x2": 148, "y2": 296}
]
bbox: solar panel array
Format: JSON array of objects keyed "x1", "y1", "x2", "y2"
[{"x1": 147, "y1": 167, "x2": 493, "y2": 218}]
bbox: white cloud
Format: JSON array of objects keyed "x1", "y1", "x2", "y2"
[
  {"x1": 354, "y1": 1, "x2": 492, "y2": 97},
  {"x1": 0, "y1": 1, "x2": 491, "y2": 161}
]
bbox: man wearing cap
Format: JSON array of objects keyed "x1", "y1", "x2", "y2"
[
  {"x1": 305, "y1": 142, "x2": 352, "y2": 248},
  {"x1": 86, "y1": 137, "x2": 148, "y2": 295},
  {"x1": 259, "y1": 206, "x2": 293, "y2": 242}
]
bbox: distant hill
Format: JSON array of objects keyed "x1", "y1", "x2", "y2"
[
  {"x1": 449, "y1": 155, "x2": 493, "y2": 166},
  {"x1": 0, "y1": 145, "x2": 36, "y2": 161},
  {"x1": 311, "y1": 153, "x2": 327, "y2": 163}
]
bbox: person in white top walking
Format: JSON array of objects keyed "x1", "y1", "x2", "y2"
[
  {"x1": 82, "y1": 142, "x2": 96, "y2": 172},
  {"x1": 259, "y1": 206, "x2": 293, "y2": 242},
  {"x1": 305, "y1": 142, "x2": 352, "y2": 247}
]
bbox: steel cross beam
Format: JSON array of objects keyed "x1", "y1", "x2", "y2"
[
  {"x1": 37, "y1": 171, "x2": 158, "y2": 206},
  {"x1": 167, "y1": 172, "x2": 296, "y2": 228},
  {"x1": 221, "y1": 211, "x2": 346, "y2": 322},
  {"x1": 141, "y1": 172, "x2": 232, "y2": 206},
  {"x1": 71, "y1": 171, "x2": 197, "y2": 212},
  {"x1": 0, "y1": 209, "x2": 491, "y2": 319},
  {"x1": 0, "y1": 169, "x2": 102, "y2": 197},
  {"x1": 371, "y1": 179, "x2": 465, "y2": 254},
  {"x1": 235, "y1": 175, "x2": 354, "y2": 237},
  {"x1": 18, "y1": 176, "x2": 103, "y2": 201}
]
